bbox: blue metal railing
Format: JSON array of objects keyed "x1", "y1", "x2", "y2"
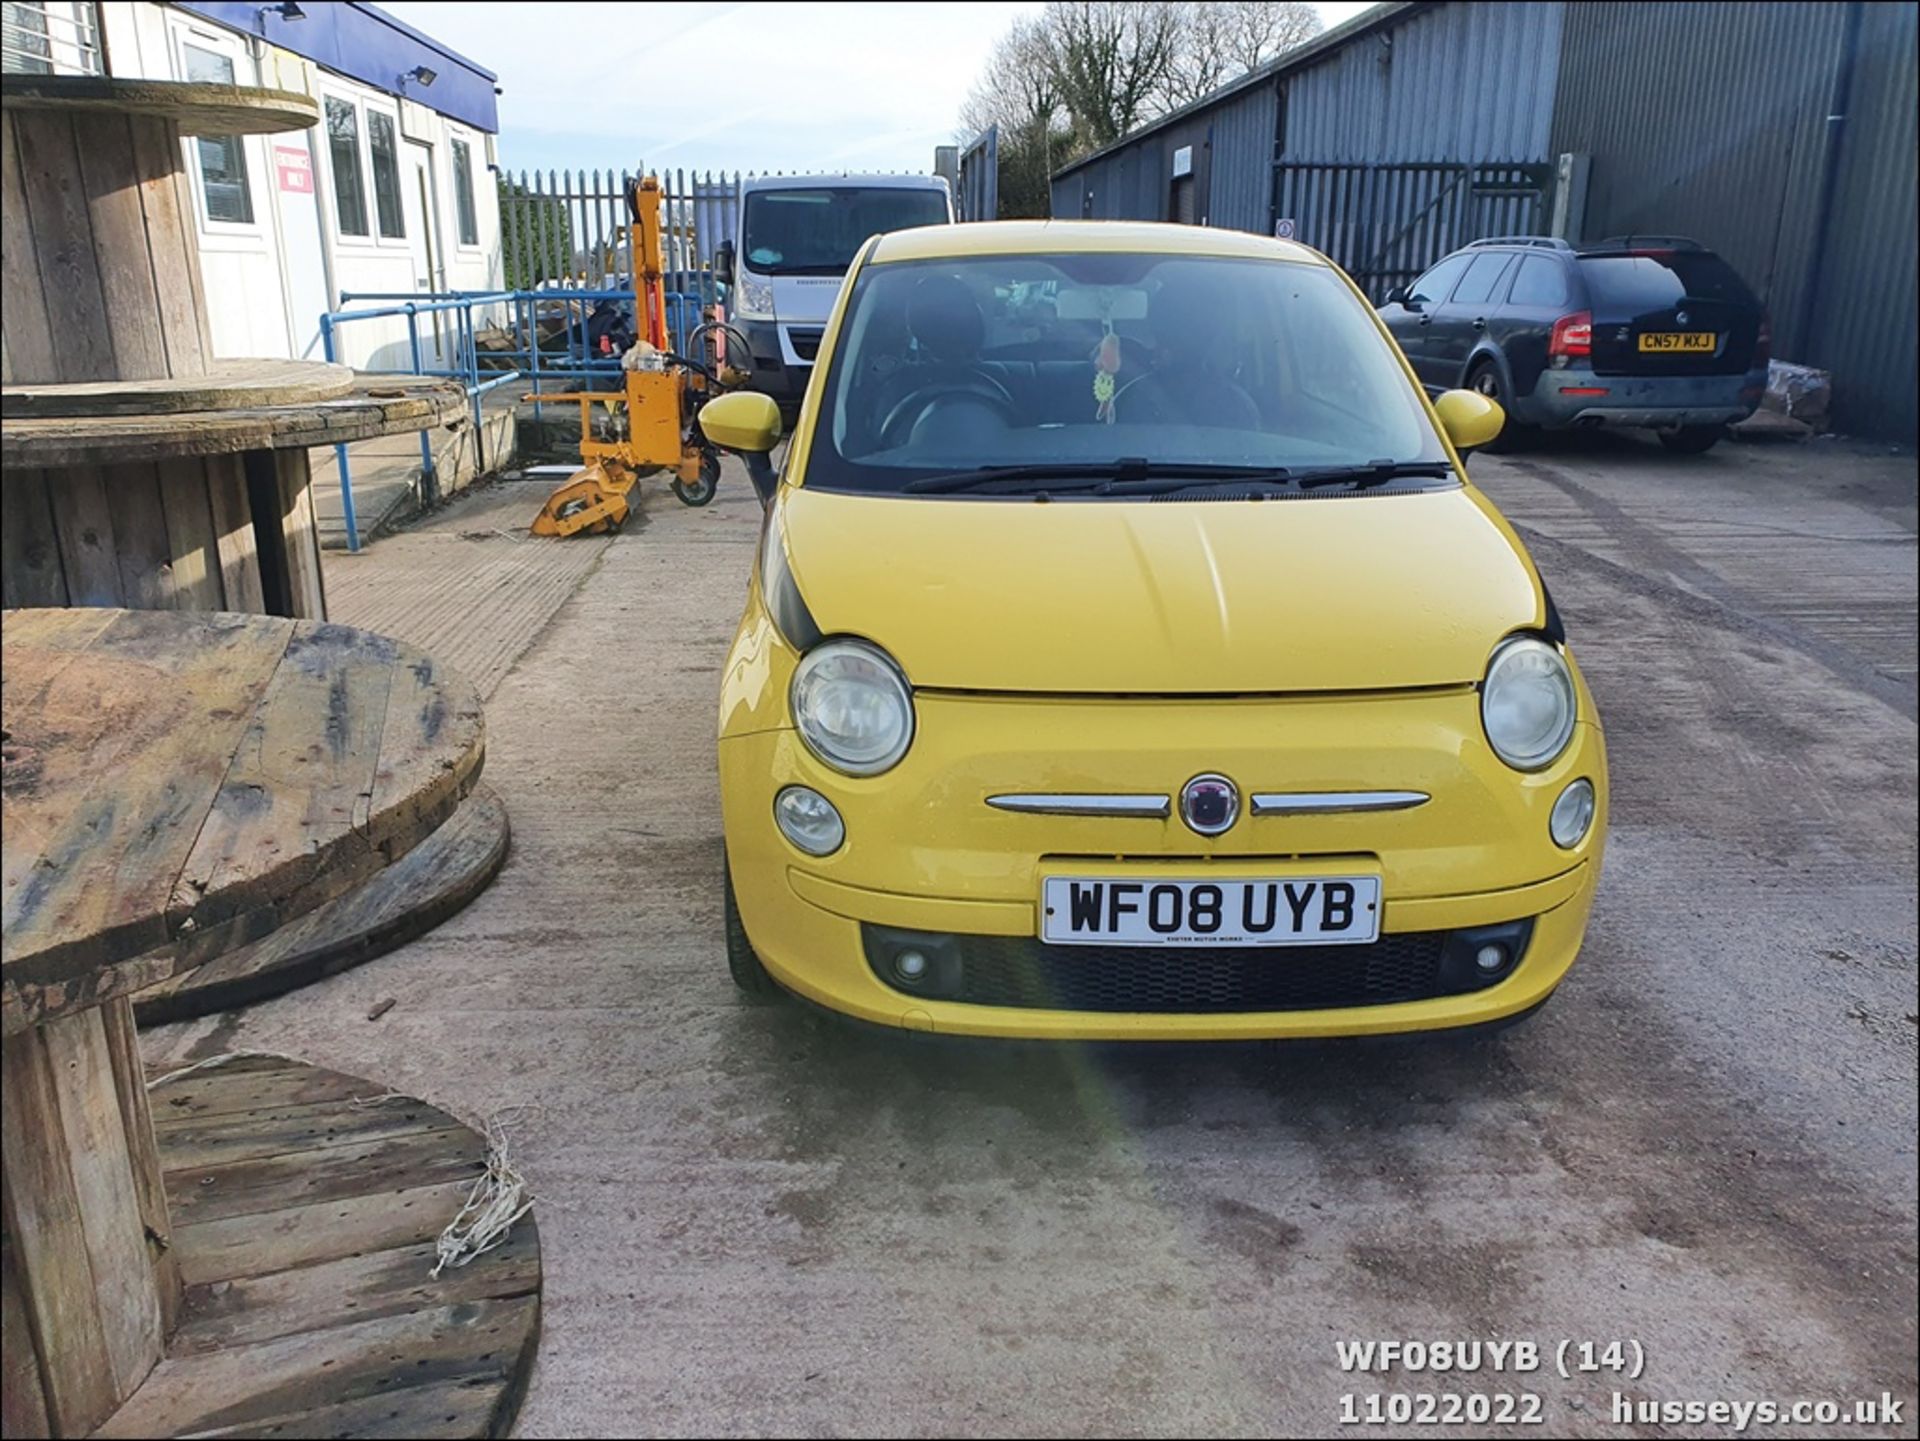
[{"x1": 319, "y1": 286, "x2": 709, "y2": 551}]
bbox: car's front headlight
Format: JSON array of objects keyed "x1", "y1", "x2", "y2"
[
  {"x1": 1481, "y1": 635, "x2": 1577, "y2": 770},
  {"x1": 790, "y1": 639, "x2": 914, "y2": 775},
  {"x1": 736, "y1": 276, "x2": 776, "y2": 319}
]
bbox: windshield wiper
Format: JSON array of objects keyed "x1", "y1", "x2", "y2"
[
  {"x1": 902, "y1": 460, "x2": 1291, "y2": 496},
  {"x1": 1293, "y1": 460, "x2": 1456, "y2": 491}
]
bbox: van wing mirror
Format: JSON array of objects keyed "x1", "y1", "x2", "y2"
[{"x1": 713, "y1": 241, "x2": 734, "y2": 285}]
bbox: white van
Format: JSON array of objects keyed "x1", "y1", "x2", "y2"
[{"x1": 716, "y1": 174, "x2": 953, "y2": 416}]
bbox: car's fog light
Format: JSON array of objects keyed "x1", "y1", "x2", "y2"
[
  {"x1": 774, "y1": 785, "x2": 844, "y2": 856},
  {"x1": 894, "y1": 949, "x2": 929, "y2": 983},
  {"x1": 1475, "y1": 944, "x2": 1507, "y2": 973},
  {"x1": 1550, "y1": 778, "x2": 1596, "y2": 849}
]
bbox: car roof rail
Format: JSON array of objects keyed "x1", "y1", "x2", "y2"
[
  {"x1": 1465, "y1": 235, "x2": 1572, "y2": 250},
  {"x1": 1586, "y1": 234, "x2": 1706, "y2": 251}
]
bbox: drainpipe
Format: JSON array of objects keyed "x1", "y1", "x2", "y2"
[{"x1": 1792, "y1": 0, "x2": 1862, "y2": 363}]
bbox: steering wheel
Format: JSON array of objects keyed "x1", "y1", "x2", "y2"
[{"x1": 880, "y1": 374, "x2": 1018, "y2": 449}]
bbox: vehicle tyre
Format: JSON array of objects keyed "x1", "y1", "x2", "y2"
[
  {"x1": 723, "y1": 857, "x2": 782, "y2": 1002},
  {"x1": 1657, "y1": 424, "x2": 1724, "y2": 454},
  {"x1": 672, "y1": 450, "x2": 722, "y2": 507},
  {"x1": 1466, "y1": 361, "x2": 1530, "y2": 453}
]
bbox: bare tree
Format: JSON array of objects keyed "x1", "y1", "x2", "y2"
[
  {"x1": 1166, "y1": 1, "x2": 1323, "y2": 107},
  {"x1": 1042, "y1": 1, "x2": 1184, "y2": 151},
  {"x1": 961, "y1": 18, "x2": 1072, "y2": 218}
]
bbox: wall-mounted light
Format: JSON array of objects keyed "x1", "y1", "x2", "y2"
[
  {"x1": 404, "y1": 64, "x2": 438, "y2": 88},
  {"x1": 260, "y1": 1, "x2": 306, "y2": 22}
]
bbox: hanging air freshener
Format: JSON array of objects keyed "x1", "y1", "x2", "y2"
[{"x1": 1093, "y1": 325, "x2": 1121, "y2": 423}]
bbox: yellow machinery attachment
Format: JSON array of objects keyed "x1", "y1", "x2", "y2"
[
  {"x1": 530, "y1": 175, "x2": 729, "y2": 533},
  {"x1": 528, "y1": 458, "x2": 637, "y2": 536}
]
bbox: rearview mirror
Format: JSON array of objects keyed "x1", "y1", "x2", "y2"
[
  {"x1": 1432, "y1": 388, "x2": 1505, "y2": 454},
  {"x1": 713, "y1": 240, "x2": 735, "y2": 285},
  {"x1": 699, "y1": 390, "x2": 781, "y2": 454}
]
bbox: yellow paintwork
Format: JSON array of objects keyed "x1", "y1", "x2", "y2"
[
  {"x1": 698, "y1": 390, "x2": 782, "y2": 453},
  {"x1": 717, "y1": 219, "x2": 1608, "y2": 1039},
  {"x1": 1433, "y1": 388, "x2": 1507, "y2": 451}
]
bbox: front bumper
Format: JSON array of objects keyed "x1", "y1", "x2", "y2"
[
  {"x1": 1521, "y1": 366, "x2": 1764, "y2": 430},
  {"x1": 720, "y1": 689, "x2": 1607, "y2": 1040}
]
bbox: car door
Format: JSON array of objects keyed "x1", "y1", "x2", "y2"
[
  {"x1": 1381, "y1": 252, "x2": 1472, "y2": 388},
  {"x1": 1426, "y1": 251, "x2": 1515, "y2": 386}
]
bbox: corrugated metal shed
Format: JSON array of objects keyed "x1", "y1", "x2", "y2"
[
  {"x1": 1282, "y1": 1, "x2": 1562, "y2": 163},
  {"x1": 1552, "y1": 0, "x2": 1916, "y2": 440},
  {"x1": 1051, "y1": 1, "x2": 1562, "y2": 243}
]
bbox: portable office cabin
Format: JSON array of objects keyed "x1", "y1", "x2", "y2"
[{"x1": 79, "y1": 1, "x2": 503, "y2": 369}]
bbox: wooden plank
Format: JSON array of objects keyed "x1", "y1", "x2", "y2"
[
  {"x1": 9, "y1": 110, "x2": 114, "y2": 383},
  {"x1": 367, "y1": 638, "x2": 487, "y2": 836},
  {"x1": 170, "y1": 1177, "x2": 480, "y2": 1287},
  {"x1": 0, "y1": 111, "x2": 60, "y2": 386},
  {"x1": 47, "y1": 466, "x2": 124, "y2": 605},
  {"x1": 157, "y1": 456, "x2": 225, "y2": 611},
  {"x1": 273, "y1": 449, "x2": 328, "y2": 620},
  {"x1": 162, "y1": 1125, "x2": 484, "y2": 1227},
  {"x1": 101, "y1": 999, "x2": 180, "y2": 1337},
  {"x1": 3, "y1": 77, "x2": 318, "y2": 138},
  {"x1": 134, "y1": 784, "x2": 509, "y2": 1026},
  {"x1": 168, "y1": 621, "x2": 398, "y2": 939},
  {"x1": 153, "y1": 1095, "x2": 459, "y2": 1172},
  {"x1": 2, "y1": 359, "x2": 354, "y2": 419},
  {"x1": 70, "y1": 111, "x2": 168, "y2": 381},
  {"x1": 126, "y1": 112, "x2": 208, "y2": 379},
  {"x1": 1, "y1": 1211, "x2": 53, "y2": 1440},
  {"x1": 109, "y1": 463, "x2": 177, "y2": 609},
  {"x1": 180, "y1": 1372, "x2": 517, "y2": 1440},
  {"x1": 0, "y1": 378, "x2": 467, "y2": 470},
  {"x1": 0, "y1": 469, "x2": 68, "y2": 608},
  {"x1": 0, "y1": 1020, "x2": 122, "y2": 1436},
  {"x1": 204, "y1": 452, "x2": 266, "y2": 613},
  {"x1": 92, "y1": 1295, "x2": 538, "y2": 1440},
  {"x1": 146, "y1": 1055, "x2": 381, "y2": 1124},
  {"x1": 1, "y1": 610, "x2": 292, "y2": 1008},
  {"x1": 175, "y1": 1228, "x2": 540, "y2": 1354},
  {"x1": 41, "y1": 1007, "x2": 166, "y2": 1400}
]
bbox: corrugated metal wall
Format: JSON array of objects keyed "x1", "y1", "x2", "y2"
[
  {"x1": 1051, "y1": 2, "x2": 1561, "y2": 237},
  {"x1": 1552, "y1": 0, "x2": 1916, "y2": 440},
  {"x1": 1803, "y1": 2, "x2": 1916, "y2": 443},
  {"x1": 1283, "y1": 1, "x2": 1562, "y2": 162}
]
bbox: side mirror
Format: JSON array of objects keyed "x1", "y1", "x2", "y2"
[
  {"x1": 1432, "y1": 388, "x2": 1505, "y2": 454},
  {"x1": 713, "y1": 240, "x2": 734, "y2": 285},
  {"x1": 699, "y1": 390, "x2": 781, "y2": 454},
  {"x1": 1384, "y1": 286, "x2": 1412, "y2": 307}
]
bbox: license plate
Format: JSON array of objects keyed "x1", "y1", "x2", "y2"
[
  {"x1": 1637, "y1": 331, "x2": 1717, "y2": 352},
  {"x1": 1041, "y1": 875, "x2": 1381, "y2": 947}
]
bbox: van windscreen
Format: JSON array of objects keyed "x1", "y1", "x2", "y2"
[{"x1": 743, "y1": 188, "x2": 948, "y2": 276}]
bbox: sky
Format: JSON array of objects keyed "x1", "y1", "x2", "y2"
[{"x1": 380, "y1": 2, "x2": 1379, "y2": 180}]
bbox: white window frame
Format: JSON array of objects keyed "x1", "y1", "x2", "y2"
[
  {"x1": 447, "y1": 127, "x2": 483, "y2": 254},
  {"x1": 317, "y1": 85, "x2": 411, "y2": 254},
  {"x1": 168, "y1": 19, "x2": 265, "y2": 249}
]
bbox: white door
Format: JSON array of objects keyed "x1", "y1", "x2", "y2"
[{"x1": 402, "y1": 142, "x2": 448, "y2": 368}]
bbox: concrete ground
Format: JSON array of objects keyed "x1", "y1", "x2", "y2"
[{"x1": 148, "y1": 430, "x2": 1917, "y2": 1438}]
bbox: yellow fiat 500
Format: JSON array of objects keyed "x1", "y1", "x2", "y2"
[{"x1": 698, "y1": 221, "x2": 1606, "y2": 1041}]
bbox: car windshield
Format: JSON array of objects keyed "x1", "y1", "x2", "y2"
[
  {"x1": 742, "y1": 188, "x2": 949, "y2": 276},
  {"x1": 808, "y1": 252, "x2": 1448, "y2": 495}
]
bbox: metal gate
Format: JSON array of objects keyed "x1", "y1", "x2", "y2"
[
  {"x1": 1270, "y1": 162, "x2": 1553, "y2": 300},
  {"x1": 499, "y1": 166, "x2": 743, "y2": 325}
]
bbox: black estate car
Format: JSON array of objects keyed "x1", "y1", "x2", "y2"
[{"x1": 1379, "y1": 236, "x2": 1770, "y2": 453}]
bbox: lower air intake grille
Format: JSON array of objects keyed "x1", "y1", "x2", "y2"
[{"x1": 916, "y1": 933, "x2": 1448, "y2": 1013}]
